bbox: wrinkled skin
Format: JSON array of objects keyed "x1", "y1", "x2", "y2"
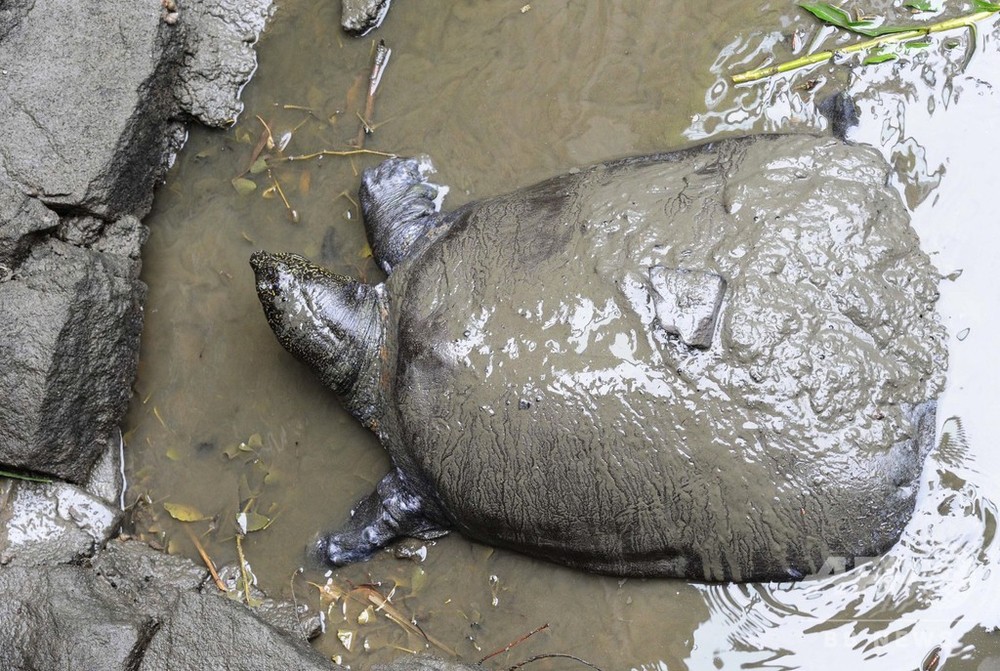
[{"x1": 252, "y1": 135, "x2": 946, "y2": 581}]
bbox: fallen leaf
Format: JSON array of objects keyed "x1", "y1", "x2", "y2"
[
  {"x1": 231, "y1": 177, "x2": 257, "y2": 196},
  {"x1": 163, "y1": 502, "x2": 210, "y2": 522}
]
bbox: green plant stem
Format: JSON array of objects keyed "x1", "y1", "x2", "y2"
[
  {"x1": 0, "y1": 469, "x2": 52, "y2": 483},
  {"x1": 732, "y1": 9, "x2": 997, "y2": 83}
]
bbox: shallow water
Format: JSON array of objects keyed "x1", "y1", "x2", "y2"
[{"x1": 126, "y1": 1, "x2": 1000, "y2": 668}]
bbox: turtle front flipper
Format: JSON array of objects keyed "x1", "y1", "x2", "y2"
[
  {"x1": 319, "y1": 469, "x2": 449, "y2": 566},
  {"x1": 360, "y1": 157, "x2": 449, "y2": 273}
]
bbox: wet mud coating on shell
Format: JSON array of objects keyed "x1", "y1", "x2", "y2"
[{"x1": 382, "y1": 135, "x2": 946, "y2": 581}]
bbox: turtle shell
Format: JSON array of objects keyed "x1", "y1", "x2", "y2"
[{"x1": 377, "y1": 135, "x2": 945, "y2": 580}]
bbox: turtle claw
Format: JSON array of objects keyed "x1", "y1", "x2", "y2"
[{"x1": 360, "y1": 157, "x2": 449, "y2": 273}]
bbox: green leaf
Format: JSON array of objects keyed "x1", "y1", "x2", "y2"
[
  {"x1": 0, "y1": 469, "x2": 52, "y2": 483},
  {"x1": 904, "y1": 0, "x2": 933, "y2": 11},
  {"x1": 863, "y1": 51, "x2": 899, "y2": 65},
  {"x1": 798, "y1": 2, "x2": 924, "y2": 36},
  {"x1": 231, "y1": 177, "x2": 257, "y2": 196},
  {"x1": 973, "y1": 0, "x2": 1000, "y2": 11},
  {"x1": 799, "y1": 2, "x2": 871, "y2": 30},
  {"x1": 249, "y1": 156, "x2": 269, "y2": 175},
  {"x1": 903, "y1": 39, "x2": 933, "y2": 48},
  {"x1": 236, "y1": 510, "x2": 273, "y2": 534}
]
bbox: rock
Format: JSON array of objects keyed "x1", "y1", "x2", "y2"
[
  {"x1": 342, "y1": 0, "x2": 392, "y2": 35},
  {"x1": 0, "y1": 235, "x2": 145, "y2": 482},
  {"x1": 91, "y1": 538, "x2": 210, "y2": 597},
  {"x1": 0, "y1": 0, "x2": 184, "y2": 220},
  {"x1": 174, "y1": 0, "x2": 274, "y2": 127},
  {"x1": 140, "y1": 591, "x2": 333, "y2": 671},
  {"x1": 0, "y1": 480, "x2": 122, "y2": 566},
  {"x1": 0, "y1": 566, "x2": 155, "y2": 670},
  {"x1": 0, "y1": 541, "x2": 337, "y2": 671},
  {"x1": 0, "y1": 179, "x2": 59, "y2": 270},
  {"x1": 84, "y1": 434, "x2": 125, "y2": 506}
]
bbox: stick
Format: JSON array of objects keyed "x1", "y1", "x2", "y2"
[
  {"x1": 235, "y1": 534, "x2": 254, "y2": 606},
  {"x1": 275, "y1": 148, "x2": 397, "y2": 162},
  {"x1": 183, "y1": 526, "x2": 227, "y2": 592},
  {"x1": 732, "y1": 9, "x2": 997, "y2": 83},
  {"x1": 508, "y1": 653, "x2": 604, "y2": 671},
  {"x1": 479, "y1": 624, "x2": 550, "y2": 664},
  {"x1": 355, "y1": 39, "x2": 392, "y2": 148}
]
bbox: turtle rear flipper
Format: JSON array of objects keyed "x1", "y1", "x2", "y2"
[
  {"x1": 360, "y1": 157, "x2": 449, "y2": 273},
  {"x1": 319, "y1": 469, "x2": 449, "y2": 566}
]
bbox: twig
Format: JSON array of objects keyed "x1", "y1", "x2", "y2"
[
  {"x1": 358, "y1": 585, "x2": 457, "y2": 656},
  {"x1": 480, "y1": 624, "x2": 550, "y2": 664},
  {"x1": 241, "y1": 123, "x2": 272, "y2": 176},
  {"x1": 732, "y1": 8, "x2": 998, "y2": 83},
  {"x1": 275, "y1": 148, "x2": 397, "y2": 162},
  {"x1": 184, "y1": 525, "x2": 227, "y2": 592},
  {"x1": 508, "y1": 653, "x2": 604, "y2": 671},
  {"x1": 267, "y1": 171, "x2": 298, "y2": 223},
  {"x1": 355, "y1": 39, "x2": 392, "y2": 148},
  {"x1": 255, "y1": 115, "x2": 276, "y2": 148},
  {"x1": 235, "y1": 534, "x2": 255, "y2": 607}
]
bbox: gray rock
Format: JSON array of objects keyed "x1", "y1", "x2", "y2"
[
  {"x1": 0, "y1": 178, "x2": 59, "y2": 269},
  {"x1": 140, "y1": 591, "x2": 334, "y2": 671},
  {"x1": 0, "y1": 0, "x2": 32, "y2": 43},
  {"x1": 0, "y1": 0, "x2": 183, "y2": 220},
  {"x1": 84, "y1": 433, "x2": 125, "y2": 506},
  {"x1": 174, "y1": 0, "x2": 274, "y2": 127},
  {"x1": 91, "y1": 538, "x2": 210, "y2": 598},
  {"x1": 0, "y1": 566, "x2": 154, "y2": 670},
  {"x1": 0, "y1": 236, "x2": 145, "y2": 482},
  {"x1": 0, "y1": 480, "x2": 121, "y2": 566},
  {"x1": 0, "y1": 541, "x2": 337, "y2": 671},
  {"x1": 342, "y1": 0, "x2": 392, "y2": 35}
]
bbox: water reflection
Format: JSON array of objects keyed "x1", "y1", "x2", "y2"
[
  {"x1": 685, "y1": 12, "x2": 1000, "y2": 668},
  {"x1": 690, "y1": 419, "x2": 999, "y2": 668}
]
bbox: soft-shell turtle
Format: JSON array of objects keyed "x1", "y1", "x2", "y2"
[{"x1": 250, "y1": 135, "x2": 945, "y2": 581}]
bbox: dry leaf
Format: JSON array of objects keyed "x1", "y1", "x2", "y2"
[{"x1": 163, "y1": 502, "x2": 210, "y2": 522}]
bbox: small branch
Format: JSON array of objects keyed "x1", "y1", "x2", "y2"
[
  {"x1": 184, "y1": 526, "x2": 227, "y2": 592},
  {"x1": 235, "y1": 534, "x2": 256, "y2": 607},
  {"x1": 508, "y1": 653, "x2": 604, "y2": 671},
  {"x1": 267, "y1": 171, "x2": 298, "y2": 223},
  {"x1": 355, "y1": 39, "x2": 392, "y2": 148},
  {"x1": 732, "y1": 8, "x2": 998, "y2": 83},
  {"x1": 480, "y1": 624, "x2": 550, "y2": 664},
  {"x1": 275, "y1": 148, "x2": 397, "y2": 162}
]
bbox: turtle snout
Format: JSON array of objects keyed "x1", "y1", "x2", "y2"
[
  {"x1": 249, "y1": 251, "x2": 277, "y2": 287},
  {"x1": 250, "y1": 251, "x2": 291, "y2": 304}
]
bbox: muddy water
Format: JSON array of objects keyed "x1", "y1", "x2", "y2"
[{"x1": 126, "y1": 1, "x2": 1000, "y2": 668}]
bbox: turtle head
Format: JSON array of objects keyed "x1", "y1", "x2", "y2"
[{"x1": 250, "y1": 251, "x2": 387, "y2": 425}]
